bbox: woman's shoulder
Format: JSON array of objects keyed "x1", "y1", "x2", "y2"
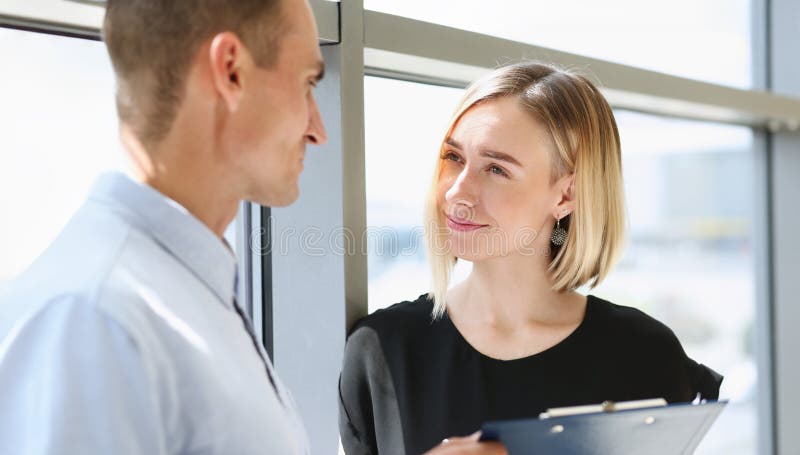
[
  {"x1": 343, "y1": 293, "x2": 441, "y2": 372},
  {"x1": 348, "y1": 293, "x2": 437, "y2": 339},
  {"x1": 587, "y1": 295, "x2": 723, "y2": 401},
  {"x1": 587, "y1": 295, "x2": 682, "y2": 350}
]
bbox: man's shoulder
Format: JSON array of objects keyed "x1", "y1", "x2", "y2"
[
  {"x1": 0, "y1": 205, "x2": 168, "y2": 341},
  {"x1": 5, "y1": 204, "x2": 131, "y2": 286}
]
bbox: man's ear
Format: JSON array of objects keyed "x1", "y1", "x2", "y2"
[
  {"x1": 553, "y1": 173, "x2": 576, "y2": 219},
  {"x1": 208, "y1": 32, "x2": 247, "y2": 112}
]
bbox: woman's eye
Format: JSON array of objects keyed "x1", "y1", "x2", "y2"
[
  {"x1": 489, "y1": 165, "x2": 508, "y2": 177},
  {"x1": 442, "y1": 152, "x2": 461, "y2": 163}
]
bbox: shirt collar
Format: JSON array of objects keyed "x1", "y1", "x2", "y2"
[{"x1": 88, "y1": 172, "x2": 237, "y2": 309}]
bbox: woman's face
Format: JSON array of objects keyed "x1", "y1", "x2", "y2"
[{"x1": 436, "y1": 96, "x2": 572, "y2": 262}]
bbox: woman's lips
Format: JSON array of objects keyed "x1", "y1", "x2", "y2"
[{"x1": 446, "y1": 216, "x2": 487, "y2": 232}]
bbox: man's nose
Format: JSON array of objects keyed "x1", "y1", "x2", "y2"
[{"x1": 305, "y1": 96, "x2": 327, "y2": 145}]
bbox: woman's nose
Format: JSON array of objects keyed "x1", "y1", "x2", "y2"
[{"x1": 445, "y1": 168, "x2": 479, "y2": 208}]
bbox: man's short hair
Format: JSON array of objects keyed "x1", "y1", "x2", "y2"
[{"x1": 103, "y1": 0, "x2": 286, "y2": 148}]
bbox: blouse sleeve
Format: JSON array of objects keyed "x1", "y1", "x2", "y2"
[
  {"x1": 629, "y1": 310, "x2": 724, "y2": 404},
  {"x1": 685, "y1": 357, "x2": 724, "y2": 400},
  {"x1": 662, "y1": 325, "x2": 724, "y2": 401},
  {"x1": 338, "y1": 325, "x2": 405, "y2": 455},
  {"x1": 656, "y1": 325, "x2": 724, "y2": 403}
]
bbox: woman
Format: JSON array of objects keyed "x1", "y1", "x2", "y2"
[{"x1": 339, "y1": 62, "x2": 722, "y2": 455}]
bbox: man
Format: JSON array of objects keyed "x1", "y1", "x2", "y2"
[{"x1": 0, "y1": 0, "x2": 504, "y2": 453}]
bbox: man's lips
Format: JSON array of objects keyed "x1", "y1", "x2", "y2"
[{"x1": 446, "y1": 216, "x2": 488, "y2": 232}]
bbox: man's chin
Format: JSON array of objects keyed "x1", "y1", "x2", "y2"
[{"x1": 261, "y1": 184, "x2": 300, "y2": 208}]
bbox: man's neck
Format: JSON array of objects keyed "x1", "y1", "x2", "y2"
[{"x1": 121, "y1": 125, "x2": 240, "y2": 238}]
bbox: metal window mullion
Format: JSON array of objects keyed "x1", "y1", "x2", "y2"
[
  {"x1": 0, "y1": 0, "x2": 104, "y2": 34},
  {"x1": 750, "y1": 0, "x2": 777, "y2": 453},
  {"x1": 363, "y1": 10, "x2": 800, "y2": 131},
  {"x1": 339, "y1": 0, "x2": 368, "y2": 330},
  {"x1": 767, "y1": 1, "x2": 800, "y2": 454},
  {"x1": 268, "y1": 2, "x2": 365, "y2": 453},
  {"x1": 0, "y1": 0, "x2": 340, "y2": 44},
  {"x1": 752, "y1": 130, "x2": 777, "y2": 455}
]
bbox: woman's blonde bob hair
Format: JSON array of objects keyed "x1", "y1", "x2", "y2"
[{"x1": 424, "y1": 61, "x2": 625, "y2": 319}]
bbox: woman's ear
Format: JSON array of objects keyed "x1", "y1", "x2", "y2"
[
  {"x1": 208, "y1": 32, "x2": 248, "y2": 113},
  {"x1": 553, "y1": 173, "x2": 576, "y2": 219}
]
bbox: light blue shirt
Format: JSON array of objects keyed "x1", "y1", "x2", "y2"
[{"x1": 0, "y1": 172, "x2": 309, "y2": 455}]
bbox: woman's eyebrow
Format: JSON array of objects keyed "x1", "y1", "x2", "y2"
[
  {"x1": 445, "y1": 137, "x2": 523, "y2": 167},
  {"x1": 444, "y1": 137, "x2": 462, "y2": 149},
  {"x1": 480, "y1": 150, "x2": 523, "y2": 167}
]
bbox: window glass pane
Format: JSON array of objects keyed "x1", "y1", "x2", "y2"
[
  {"x1": 365, "y1": 76, "x2": 758, "y2": 454},
  {"x1": 0, "y1": 28, "x2": 241, "y2": 294},
  {"x1": 0, "y1": 29, "x2": 126, "y2": 294},
  {"x1": 365, "y1": 0, "x2": 752, "y2": 88},
  {"x1": 365, "y1": 77, "x2": 464, "y2": 312},
  {"x1": 591, "y1": 111, "x2": 756, "y2": 455}
]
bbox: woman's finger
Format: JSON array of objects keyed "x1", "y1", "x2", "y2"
[{"x1": 426, "y1": 436, "x2": 507, "y2": 455}]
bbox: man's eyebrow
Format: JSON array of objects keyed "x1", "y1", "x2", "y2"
[{"x1": 445, "y1": 137, "x2": 523, "y2": 167}]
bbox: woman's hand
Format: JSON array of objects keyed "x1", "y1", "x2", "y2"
[{"x1": 423, "y1": 432, "x2": 508, "y2": 455}]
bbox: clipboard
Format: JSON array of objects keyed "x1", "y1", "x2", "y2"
[{"x1": 479, "y1": 399, "x2": 727, "y2": 455}]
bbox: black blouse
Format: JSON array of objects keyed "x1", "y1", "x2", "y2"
[{"x1": 338, "y1": 294, "x2": 722, "y2": 455}]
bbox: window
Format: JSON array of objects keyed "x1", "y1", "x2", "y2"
[
  {"x1": 0, "y1": 28, "x2": 241, "y2": 294},
  {"x1": 593, "y1": 111, "x2": 757, "y2": 454},
  {"x1": 0, "y1": 29, "x2": 125, "y2": 293},
  {"x1": 365, "y1": 0, "x2": 752, "y2": 88},
  {"x1": 365, "y1": 77, "x2": 758, "y2": 455},
  {"x1": 365, "y1": 76, "x2": 463, "y2": 312}
]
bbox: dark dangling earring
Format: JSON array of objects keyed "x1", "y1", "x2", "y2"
[{"x1": 550, "y1": 216, "x2": 567, "y2": 246}]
